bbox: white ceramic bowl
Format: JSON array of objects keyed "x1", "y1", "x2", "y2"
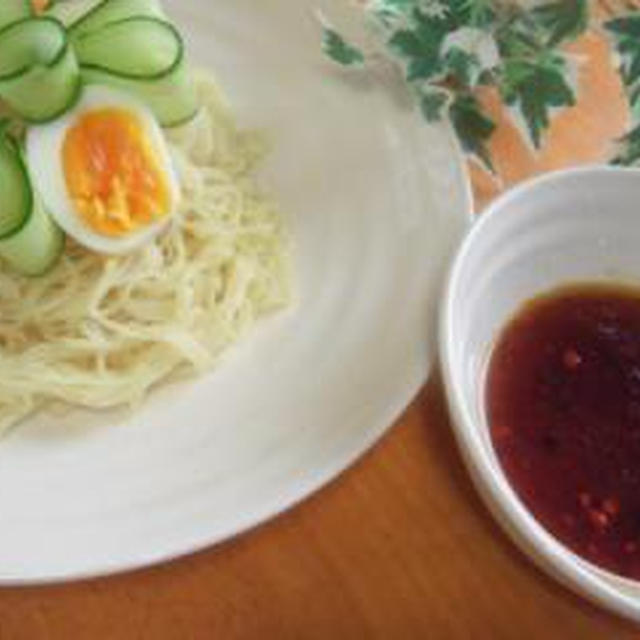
[{"x1": 440, "y1": 166, "x2": 640, "y2": 622}]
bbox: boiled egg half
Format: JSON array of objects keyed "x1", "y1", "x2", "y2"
[{"x1": 26, "y1": 85, "x2": 180, "y2": 255}]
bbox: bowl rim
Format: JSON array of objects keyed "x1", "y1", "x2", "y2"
[{"x1": 439, "y1": 164, "x2": 640, "y2": 622}]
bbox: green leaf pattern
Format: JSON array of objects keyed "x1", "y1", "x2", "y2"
[
  {"x1": 322, "y1": 28, "x2": 364, "y2": 66},
  {"x1": 321, "y1": 0, "x2": 640, "y2": 169}
]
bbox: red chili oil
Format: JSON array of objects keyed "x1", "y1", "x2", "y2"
[{"x1": 487, "y1": 283, "x2": 640, "y2": 580}]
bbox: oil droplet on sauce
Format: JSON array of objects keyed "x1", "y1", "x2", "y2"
[{"x1": 487, "y1": 283, "x2": 640, "y2": 580}]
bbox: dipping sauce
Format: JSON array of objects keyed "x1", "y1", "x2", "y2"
[{"x1": 487, "y1": 283, "x2": 640, "y2": 580}]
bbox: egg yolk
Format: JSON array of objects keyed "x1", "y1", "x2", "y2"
[{"x1": 63, "y1": 108, "x2": 171, "y2": 237}]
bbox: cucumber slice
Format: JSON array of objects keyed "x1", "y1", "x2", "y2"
[
  {"x1": 74, "y1": 17, "x2": 177, "y2": 76},
  {"x1": 0, "y1": 127, "x2": 31, "y2": 238},
  {"x1": 0, "y1": 190, "x2": 64, "y2": 276},
  {"x1": 0, "y1": 132, "x2": 63, "y2": 275},
  {"x1": 81, "y1": 65, "x2": 198, "y2": 127},
  {"x1": 70, "y1": 0, "x2": 165, "y2": 35},
  {"x1": 75, "y1": 18, "x2": 198, "y2": 126},
  {"x1": 0, "y1": 0, "x2": 31, "y2": 30},
  {"x1": 45, "y1": 0, "x2": 101, "y2": 27},
  {"x1": 0, "y1": 17, "x2": 81, "y2": 123}
]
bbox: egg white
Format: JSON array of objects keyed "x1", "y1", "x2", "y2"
[{"x1": 26, "y1": 85, "x2": 181, "y2": 255}]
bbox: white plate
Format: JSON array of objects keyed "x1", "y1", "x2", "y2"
[{"x1": 0, "y1": 0, "x2": 471, "y2": 582}]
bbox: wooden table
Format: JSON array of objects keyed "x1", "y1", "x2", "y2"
[{"x1": 1, "y1": 29, "x2": 640, "y2": 640}]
